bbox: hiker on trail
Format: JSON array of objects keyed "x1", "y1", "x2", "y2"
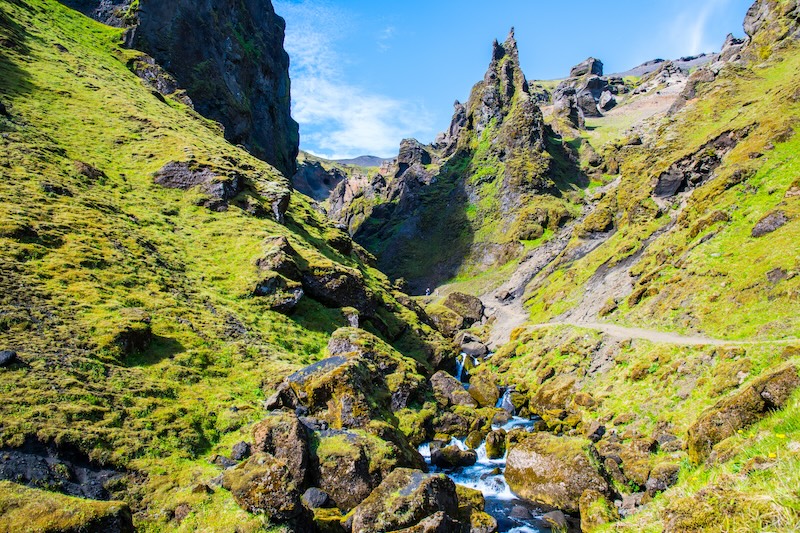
[{"x1": 425, "y1": 287, "x2": 431, "y2": 296}]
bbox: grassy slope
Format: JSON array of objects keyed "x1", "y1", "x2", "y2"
[
  {"x1": 0, "y1": 1, "x2": 443, "y2": 530},
  {"x1": 524, "y1": 41, "x2": 800, "y2": 341}
]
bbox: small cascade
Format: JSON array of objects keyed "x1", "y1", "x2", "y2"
[
  {"x1": 496, "y1": 388, "x2": 516, "y2": 415},
  {"x1": 418, "y1": 417, "x2": 553, "y2": 532},
  {"x1": 455, "y1": 353, "x2": 468, "y2": 382}
]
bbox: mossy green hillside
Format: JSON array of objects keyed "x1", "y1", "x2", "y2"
[
  {"x1": 0, "y1": 1, "x2": 447, "y2": 530},
  {"x1": 485, "y1": 324, "x2": 800, "y2": 531},
  {"x1": 523, "y1": 39, "x2": 800, "y2": 340}
]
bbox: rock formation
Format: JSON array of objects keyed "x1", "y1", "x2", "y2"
[{"x1": 60, "y1": 0, "x2": 299, "y2": 177}]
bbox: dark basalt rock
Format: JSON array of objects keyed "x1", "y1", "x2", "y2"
[
  {"x1": 0, "y1": 350, "x2": 17, "y2": 367},
  {"x1": 292, "y1": 160, "x2": 346, "y2": 201},
  {"x1": 442, "y1": 292, "x2": 484, "y2": 326},
  {"x1": 752, "y1": 210, "x2": 788, "y2": 237},
  {"x1": 570, "y1": 57, "x2": 604, "y2": 77},
  {"x1": 0, "y1": 438, "x2": 125, "y2": 500},
  {"x1": 230, "y1": 441, "x2": 252, "y2": 462},
  {"x1": 301, "y1": 487, "x2": 331, "y2": 509},
  {"x1": 653, "y1": 129, "x2": 749, "y2": 197},
  {"x1": 62, "y1": 0, "x2": 299, "y2": 176},
  {"x1": 252, "y1": 411, "x2": 311, "y2": 488},
  {"x1": 430, "y1": 445, "x2": 478, "y2": 468}
]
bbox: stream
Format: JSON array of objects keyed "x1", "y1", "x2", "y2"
[{"x1": 417, "y1": 354, "x2": 572, "y2": 532}]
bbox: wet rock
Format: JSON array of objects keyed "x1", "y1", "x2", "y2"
[
  {"x1": 252, "y1": 411, "x2": 310, "y2": 487},
  {"x1": 431, "y1": 371, "x2": 477, "y2": 408},
  {"x1": 432, "y1": 412, "x2": 471, "y2": 438},
  {"x1": 395, "y1": 511, "x2": 462, "y2": 532},
  {"x1": 541, "y1": 510, "x2": 568, "y2": 531},
  {"x1": 580, "y1": 489, "x2": 619, "y2": 530},
  {"x1": 461, "y1": 341, "x2": 489, "y2": 358},
  {"x1": 688, "y1": 365, "x2": 800, "y2": 463},
  {"x1": 645, "y1": 463, "x2": 681, "y2": 496},
  {"x1": 570, "y1": 57, "x2": 604, "y2": 77},
  {"x1": 505, "y1": 434, "x2": 608, "y2": 512},
  {"x1": 230, "y1": 441, "x2": 251, "y2": 462},
  {"x1": 351, "y1": 468, "x2": 459, "y2": 533},
  {"x1": 302, "y1": 487, "x2": 331, "y2": 509},
  {"x1": 465, "y1": 431, "x2": 486, "y2": 450},
  {"x1": 222, "y1": 453, "x2": 309, "y2": 524},
  {"x1": 468, "y1": 375, "x2": 500, "y2": 408},
  {"x1": 485, "y1": 429, "x2": 506, "y2": 459},
  {"x1": 431, "y1": 445, "x2": 478, "y2": 468},
  {"x1": 0, "y1": 350, "x2": 17, "y2": 367},
  {"x1": 751, "y1": 210, "x2": 788, "y2": 237}
]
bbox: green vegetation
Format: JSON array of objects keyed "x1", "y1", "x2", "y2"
[{"x1": 0, "y1": 1, "x2": 445, "y2": 530}]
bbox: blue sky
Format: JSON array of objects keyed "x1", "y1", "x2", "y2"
[{"x1": 274, "y1": 0, "x2": 754, "y2": 159}]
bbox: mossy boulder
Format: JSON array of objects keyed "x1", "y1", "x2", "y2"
[
  {"x1": 529, "y1": 375, "x2": 576, "y2": 414},
  {"x1": 350, "y1": 468, "x2": 460, "y2": 533},
  {"x1": 485, "y1": 429, "x2": 506, "y2": 459},
  {"x1": 252, "y1": 411, "x2": 310, "y2": 488},
  {"x1": 285, "y1": 328, "x2": 427, "y2": 428},
  {"x1": 442, "y1": 292, "x2": 484, "y2": 326},
  {"x1": 222, "y1": 453, "x2": 307, "y2": 522},
  {"x1": 314, "y1": 430, "x2": 403, "y2": 512},
  {"x1": 425, "y1": 304, "x2": 466, "y2": 338},
  {"x1": 505, "y1": 433, "x2": 608, "y2": 512},
  {"x1": 432, "y1": 411, "x2": 471, "y2": 439},
  {"x1": 394, "y1": 511, "x2": 462, "y2": 532},
  {"x1": 646, "y1": 462, "x2": 681, "y2": 496},
  {"x1": 430, "y1": 445, "x2": 478, "y2": 468},
  {"x1": 252, "y1": 272, "x2": 304, "y2": 313},
  {"x1": 687, "y1": 365, "x2": 800, "y2": 464},
  {"x1": 301, "y1": 262, "x2": 376, "y2": 315},
  {"x1": 468, "y1": 374, "x2": 500, "y2": 408},
  {"x1": 579, "y1": 489, "x2": 620, "y2": 531},
  {"x1": 0, "y1": 480, "x2": 134, "y2": 533},
  {"x1": 430, "y1": 370, "x2": 477, "y2": 408}
]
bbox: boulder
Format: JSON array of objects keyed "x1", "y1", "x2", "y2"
[
  {"x1": 505, "y1": 434, "x2": 608, "y2": 512},
  {"x1": 430, "y1": 371, "x2": 477, "y2": 408},
  {"x1": 442, "y1": 292, "x2": 484, "y2": 326},
  {"x1": 254, "y1": 236, "x2": 301, "y2": 279},
  {"x1": 0, "y1": 350, "x2": 17, "y2": 367},
  {"x1": 301, "y1": 263, "x2": 376, "y2": 315},
  {"x1": 645, "y1": 463, "x2": 681, "y2": 496},
  {"x1": 599, "y1": 90, "x2": 616, "y2": 111},
  {"x1": 468, "y1": 374, "x2": 500, "y2": 408},
  {"x1": 284, "y1": 328, "x2": 426, "y2": 428},
  {"x1": 579, "y1": 489, "x2": 620, "y2": 530},
  {"x1": 394, "y1": 511, "x2": 462, "y2": 532},
  {"x1": 426, "y1": 304, "x2": 466, "y2": 338},
  {"x1": 688, "y1": 365, "x2": 799, "y2": 463},
  {"x1": 541, "y1": 510, "x2": 569, "y2": 531},
  {"x1": 252, "y1": 273, "x2": 304, "y2": 312},
  {"x1": 222, "y1": 453, "x2": 307, "y2": 521},
  {"x1": 432, "y1": 412, "x2": 471, "y2": 438},
  {"x1": 302, "y1": 487, "x2": 332, "y2": 509},
  {"x1": 230, "y1": 441, "x2": 251, "y2": 461},
  {"x1": 430, "y1": 445, "x2": 478, "y2": 468},
  {"x1": 350, "y1": 469, "x2": 459, "y2": 533},
  {"x1": 461, "y1": 341, "x2": 489, "y2": 358},
  {"x1": 252, "y1": 411, "x2": 310, "y2": 487},
  {"x1": 570, "y1": 57, "x2": 604, "y2": 77},
  {"x1": 751, "y1": 210, "x2": 788, "y2": 237},
  {"x1": 530, "y1": 375, "x2": 576, "y2": 414},
  {"x1": 485, "y1": 429, "x2": 506, "y2": 459}
]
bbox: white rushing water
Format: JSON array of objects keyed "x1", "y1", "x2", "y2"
[{"x1": 419, "y1": 417, "x2": 555, "y2": 532}]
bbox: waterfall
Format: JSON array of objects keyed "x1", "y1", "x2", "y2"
[
  {"x1": 455, "y1": 352, "x2": 467, "y2": 382},
  {"x1": 496, "y1": 388, "x2": 516, "y2": 415}
]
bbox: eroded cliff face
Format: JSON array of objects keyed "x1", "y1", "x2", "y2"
[{"x1": 61, "y1": 0, "x2": 299, "y2": 177}]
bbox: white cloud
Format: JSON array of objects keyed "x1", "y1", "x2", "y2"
[
  {"x1": 275, "y1": 1, "x2": 432, "y2": 159},
  {"x1": 669, "y1": 0, "x2": 732, "y2": 55}
]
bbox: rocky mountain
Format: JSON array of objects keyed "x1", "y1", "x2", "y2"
[
  {"x1": 61, "y1": 0, "x2": 300, "y2": 177},
  {"x1": 1, "y1": 0, "x2": 799, "y2": 532},
  {"x1": 325, "y1": 30, "x2": 585, "y2": 293}
]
